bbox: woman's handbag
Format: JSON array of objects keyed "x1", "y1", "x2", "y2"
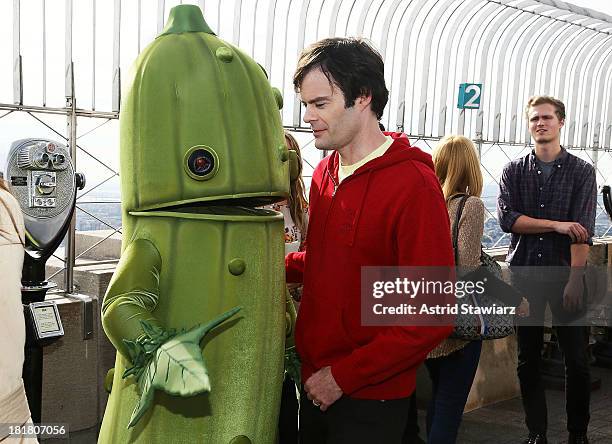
[{"x1": 450, "y1": 195, "x2": 516, "y2": 340}]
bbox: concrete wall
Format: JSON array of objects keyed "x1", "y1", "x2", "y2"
[{"x1": 41, "y1": 231, "x2": 121, "y2": 436}]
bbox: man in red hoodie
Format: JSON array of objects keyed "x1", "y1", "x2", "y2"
[{"x1": 286, "y1": 37, "x2": 455, "y2": 443}]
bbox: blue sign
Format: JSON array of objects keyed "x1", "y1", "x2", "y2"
[{"x1": 457, "y1": 83, "x2": 482, "y2": 109}]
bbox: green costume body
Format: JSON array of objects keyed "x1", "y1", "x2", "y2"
[{"x1": 99, "y1": 6, "x2": 290, "y2": 443}]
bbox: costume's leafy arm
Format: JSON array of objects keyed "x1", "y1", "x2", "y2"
[
  {"x1": 102, "y1": 238, "x2": 163, "y2": 360},
  {"x1": 101, "y1": 238, "x2": 242, "y2": 427}
]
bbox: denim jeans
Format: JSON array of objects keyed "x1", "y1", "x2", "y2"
[{"x1": 425, "y1": 340, "x2": 482, "y2": 444}]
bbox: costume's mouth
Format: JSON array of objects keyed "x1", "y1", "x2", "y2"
[{"x1": 130, "y1": 192, "x2": 287, "y2": 219}]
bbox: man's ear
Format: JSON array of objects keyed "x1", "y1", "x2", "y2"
[
  {"x1": 356, "y1": 94, "x2": 372, "y2": 111},
  {"x1": 559, "y1": 118, "x2": 565, "y2": 129}
]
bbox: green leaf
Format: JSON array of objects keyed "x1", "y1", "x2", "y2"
[
  {"x1": 140, "y1": 320, "x2": 165, "y2": 341},
  {"x1": 180, "y1": 306, "x2": 242, "y2": 344},
  {"x1": 143, "y1": 342, "x2": 159, "y2": 354},
  {"x1": 123, "y1": 339, "x2": 139, "y2": 362},
  {"x1": 284, "y1": 346, "x2": 301, "y2": 387},
  {"x1": 126, "y1": 306, "x2": 241, "y2": 428},
  {"x1": 128, "y1": 370, "x2": 155, "y2": 427},
  {"x1": 122, "y1": 366, "x2": 139, "y2": 379}
]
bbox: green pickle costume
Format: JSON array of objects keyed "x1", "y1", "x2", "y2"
[{"x1": 99, "y1": 5, "x2": 295, "y2": 443}]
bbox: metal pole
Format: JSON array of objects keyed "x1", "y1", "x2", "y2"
[
  {"x1": 65, "y1": 63, "x2": 77, "y2": 294},
  {"x1": 112, "y1": 0, "x2": 122, "y2": 112},
  {"x1": 13, "y1": 0, "x2": 22, "y2": 105},
  {"x1": 0, "y1": 102, "x2": 118, "y2": 118}
]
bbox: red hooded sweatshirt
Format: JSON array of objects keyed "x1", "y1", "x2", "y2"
[{"x1": 286, "y1": 132, "x2": 454, "y2": 399}]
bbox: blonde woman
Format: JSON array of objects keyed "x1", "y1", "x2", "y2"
[
  {"x1": 423, "y1": 135, "x2": 516, "y2": 444},
  {"x1": 0, "y1": 179, "x2": 38, "y2": 443}
]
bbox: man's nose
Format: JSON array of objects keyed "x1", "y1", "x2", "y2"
[{"x1": 303, "y1": 106, "x2": 315, "y2": 124}]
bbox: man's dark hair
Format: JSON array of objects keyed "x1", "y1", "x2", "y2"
[
  {"x1": 525, "y1": 95, "x2": 566, "y2": 121},
  {"x1": 293, "y1": 38, "x2": 389, "y2": 120}
]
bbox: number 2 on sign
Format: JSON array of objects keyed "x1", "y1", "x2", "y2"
[{"x1": 464, "y1": 85, "x2": 481, "y2": 108}]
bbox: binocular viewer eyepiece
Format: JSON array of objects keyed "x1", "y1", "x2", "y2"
[{"x1": 18, "y1": 141, "x2": 69, "y2": 171}]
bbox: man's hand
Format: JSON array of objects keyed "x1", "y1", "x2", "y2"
[
  {"x1": 553, "y1": 221, "x2": 589, "y2": 243},
  {"x1": 516, "y1": 297, "x2": 530, "y2": 318},
  {"x1": 304, "y1": 366, "x2": 343, "y2": 412},
  {"x1": 563, "y1": 276, "x2": 585, "y2": 312}
]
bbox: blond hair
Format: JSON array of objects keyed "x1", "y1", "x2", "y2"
[
  {"x1": 284, "y1": 132, "x2": 308, "y2": 235},
  {"x1": 525, "y1": 95, "x2": 565, "y2": 121},
  {"x1": 432, "y1": 135, "x2": 483, "y2": 202}
]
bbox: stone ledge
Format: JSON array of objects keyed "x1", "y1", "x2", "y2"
[
  {"x1": 46, "y1": 256, "x2": 118, "y2": 298},
  {"x1": 465, "y1": 335, "x2": 519, "y2": 412},
  {"x1": 75, "y1": 230, "x2": 122, "y2": 261},
  {"x1": 40, "y1": 294, "x2": 115, "y2": 432}
]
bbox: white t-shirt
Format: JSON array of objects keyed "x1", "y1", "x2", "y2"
[{"x1": 338, "y1": 135, "x2": 393, "y2": 182}]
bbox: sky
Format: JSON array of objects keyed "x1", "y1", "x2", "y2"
[{"x1": 567, "y1": 0, "x2": 612, "y2": 16}]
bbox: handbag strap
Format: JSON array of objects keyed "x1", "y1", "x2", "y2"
[{"x1": 451, "y1": 194, "x2": 469, "y2": 265}]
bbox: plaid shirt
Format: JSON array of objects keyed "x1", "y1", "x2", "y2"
[{"x1": 497, "y1": 147, "x2": 597, "y2": 266}]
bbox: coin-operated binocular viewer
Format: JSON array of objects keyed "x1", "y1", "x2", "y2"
[{"x1": 4, "y1": 138, "x2": 85, "y2": 422}]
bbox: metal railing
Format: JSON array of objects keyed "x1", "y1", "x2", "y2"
[{"x1": 2, "y1": 0, "x2": 612, "y2": 292}]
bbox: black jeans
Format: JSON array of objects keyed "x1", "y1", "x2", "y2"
[
  {"x1": 299, "y1": 391, "x2": 411, "y2": 444},
  {"x1": 517, "y1": 325, "x2": 591, "y2": 434},
  {"x1": 515, "y1": 279, "x2": 591, "y2": 435},
  {"x1": 401, "y1": 392, "x2": 422, "y2": 444},
  {"x1": 279, "y1": 376, "x2": 299, "y2": 444}
]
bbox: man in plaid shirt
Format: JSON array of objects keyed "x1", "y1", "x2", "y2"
[{"x1": 497, "y1": 96, "x2": 596, "y2": 444}]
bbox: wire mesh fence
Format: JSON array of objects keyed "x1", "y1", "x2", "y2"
[{"x1": 2, "y1": 0, "x2": 612, "y2": 291}]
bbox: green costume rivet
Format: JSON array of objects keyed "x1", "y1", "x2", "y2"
[
  {"x1": 278, "y1": 146, "x2": 289, "y2": 162},
  {"x1": 216, "y1": 47, "x2": 234, "y2": 63},
  {"x1": 228, "y1": 258, "x2": 246, "y2": 276},
  {"x1": 104, "y1": 368, "x2": 115, "y2": 394},
  {"x1": 229, "y1": 436, "x2": 252, "y2": 444},
  {"x1": 272, "y1": 87, "x2": 283, "y2": 110}
]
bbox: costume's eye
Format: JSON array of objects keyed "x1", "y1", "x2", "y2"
[{"x1": 184, "y1": 146, "x2": 219, "y2": 180}]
